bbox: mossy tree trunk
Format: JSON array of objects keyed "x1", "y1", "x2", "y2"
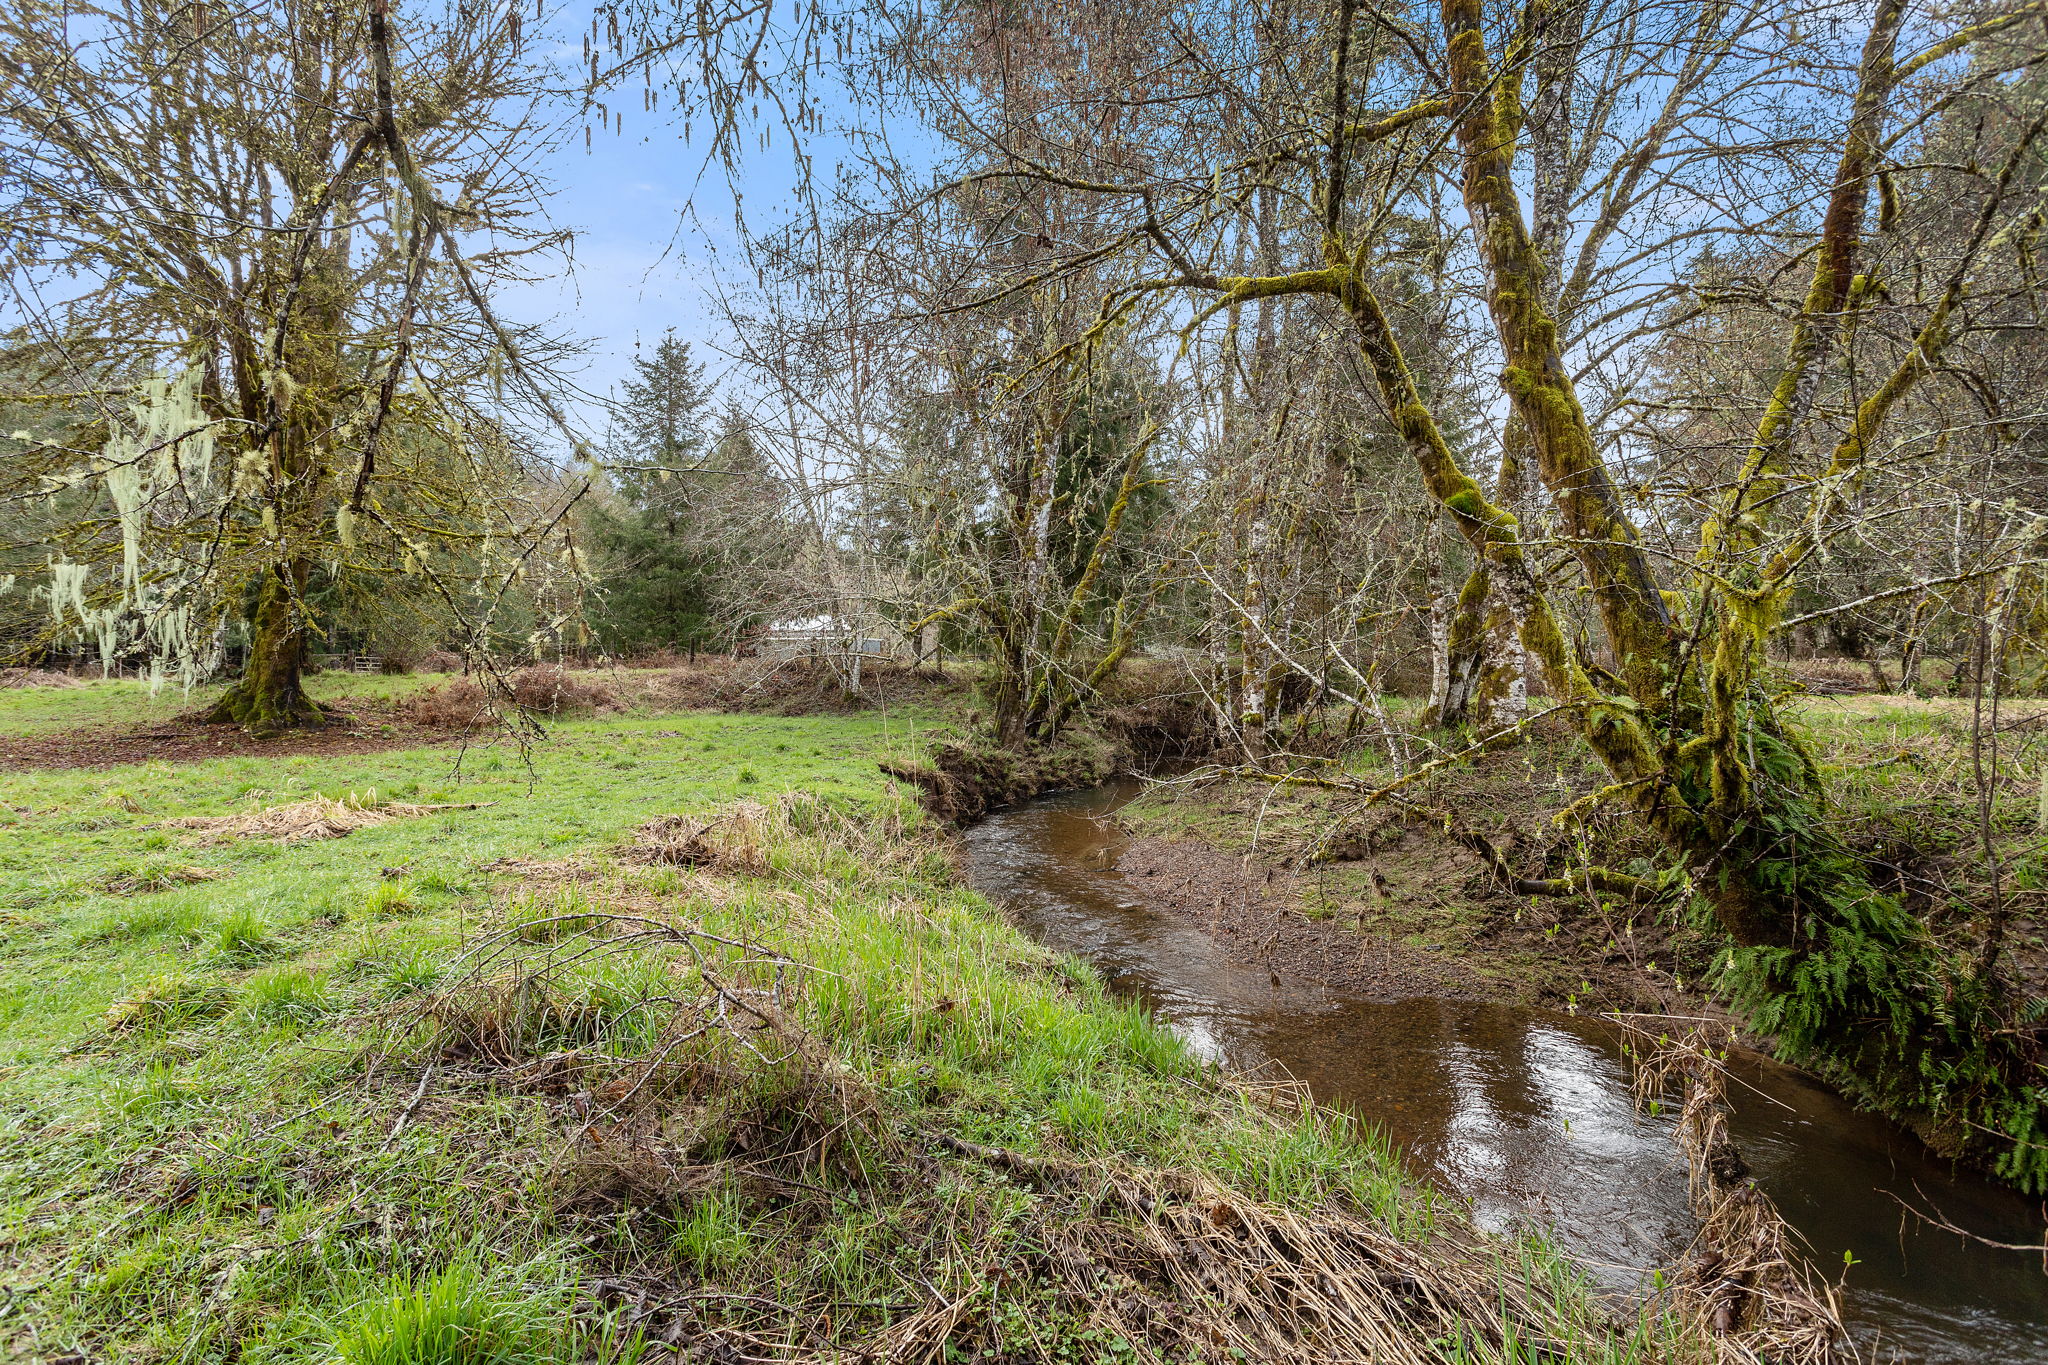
[
  {"x1": 1424, "y1": 554, "x2": 1488, "y2": 729},
  {"x1": 209, "y1": 561, "x2": 324, "y2": 736},
  {"x1": 209, "y1": 146, "x2": 350, "y2": 736}
]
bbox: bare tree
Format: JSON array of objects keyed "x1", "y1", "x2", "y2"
[
  {"x1": 0, "y1": 0, "x2": 580, "y2": 731},
  {"x1": 847, "y1": 0, "x2": 2048, "y2": 1186}
]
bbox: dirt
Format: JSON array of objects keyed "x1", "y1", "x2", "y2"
[
  {"x1": 1113, "y1": 834, "x2": 1491, "y2": 1001},
  {"x1": 0, "y1": 707, "x2": 462, "y2": 771},
  {"x1": 1113, "y1": 770, "x2": 1715, "y2": 1017}
]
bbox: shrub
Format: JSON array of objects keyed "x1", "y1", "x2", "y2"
[
  {"x1": 405, "y1": 680, "x2": 491, "y2": 729},
  {"x1": 505, "y1": 665, "x2": 616, "y2": 715},
  {"x1": 404, "y1": 666, "x2": 617, "y2": 729}
]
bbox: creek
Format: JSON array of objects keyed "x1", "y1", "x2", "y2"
[{"x1": 959, "y1": 778, "x2": 2048, "y2": 1364}]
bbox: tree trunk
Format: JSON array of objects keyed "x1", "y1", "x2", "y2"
[
  {"x1": 1897, "y1": 591, "x2": 1933, "y2": 693},
  {"x1": 208, "y1": 561, "x2": 322, "y2": 737},
  {"x1": 1476, "y1": 596, "x2": 1529, "y2": 727},
  {"x1": 1421, "y1": 518, "x2": 1452, "y2": 725},
  {"x1": 1432, "y1": 560, "x2": 1489, "y2": 727},
  {"x1": 1238, "y1": 515, "x2": 1270, "y2": 762}
]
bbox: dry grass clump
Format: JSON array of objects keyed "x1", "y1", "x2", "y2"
[
  {"x1": 420, "y1": 970, "x2": 618, "y2": 1068},
  {"x1": 983, "y1": 1158, "x2": 1569, "y2": 1365},
  {"x1": 1614, "y1": 1014, "x2": 1851, "y2": 1365},
  {"x1": 104, "y1": 974, "x2": 236, "y2": 1033},
  {"x1": 0, "y1": 668, "x2": 83, "y2": 688},
  {"x1": 96, "y1": 862, "x2": 225, "y2": 896},
  {"x1": 624, "y1": 802, "x2": 775, "y2": 876},
  {"x1": 406, "y1": 665, "x2": 620, "y2": 728},
  {"x1": 164, "y1": 793, "x2": 481, "y2": 844}
]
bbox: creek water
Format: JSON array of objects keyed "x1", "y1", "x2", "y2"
[{"x1": 958, "y1": 778, "x2": 2048, "y2": 1364}]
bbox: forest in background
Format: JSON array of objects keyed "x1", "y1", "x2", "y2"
[{"x1": 3, "y1": 0, "x2": 2047, "y2": 1203}]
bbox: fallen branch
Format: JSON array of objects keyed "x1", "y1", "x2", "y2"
[{"x1": 379, "y1": 1063, "x2": 437, "y2": 1153}]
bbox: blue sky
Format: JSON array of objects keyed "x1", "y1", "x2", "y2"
[
  {"x1": 496, "y1": 118, "x2": 750, "y2": 438},
  {"x1": 494, "y1": 5, "x2": 875, "y2": 445}
]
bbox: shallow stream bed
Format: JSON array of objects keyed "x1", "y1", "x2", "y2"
[{"x1": 960, "y1": 779, "x2": 2048, "y2": 1364}]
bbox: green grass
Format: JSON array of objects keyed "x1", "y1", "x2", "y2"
[
  {"x1": 330, "y1": 1262, "x2": 575, "y2": 1365},
  {"x1": 0, "y1": 671, "x2": 449, "y2": 736},
  {"x1": 0, "y1": 679, "x2": 1681, "y2": 1362}
]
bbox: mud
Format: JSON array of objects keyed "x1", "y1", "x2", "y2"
[
  {"x1": 1113, "y1": 834, "x2": 1488, "y2": 1001},
  {"x1": 1115, "y1": 774, "x2": 1713, "y2": 1017}
]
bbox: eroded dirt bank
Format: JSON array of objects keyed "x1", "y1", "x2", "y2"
[
  {"x1": 1110, "y1": 833, "x2": 1492, "y2": 1001},
  {"x1": 1109, "y1": 819, "x2": 1708, "y2": 1016}
]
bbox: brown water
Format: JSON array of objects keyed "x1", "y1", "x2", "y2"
[{"x1": 959, "y1": 779, "x2": 2048, "y2": 1364}]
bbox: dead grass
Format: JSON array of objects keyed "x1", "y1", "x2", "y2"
[
  {"x1": 623, "y1": 802, "x2": 775, "y2": 875},
  {"x1": 1614, "y1": 1015, "x2": 1851, "y2": 1365},
  {"x1": 102, "y1": 974, "x2": 236, "y2": 1033},
  {"x1": 406, "y1": 665, "x2": 621, "y2": 729},
  {"x1": 0, "y1": 668, "x2": 84, "y2": 688},
  {"x1": 163, "y1": 793, "x2": 487, "y2": 844},
  {"x1": 95, "y1": 862, "x2": 226, "y2": 896},
  {"x1": 622, "y1": 657, "x2": 961, "y2": 716},
  {"x1": 1775, "y1": 658, "x2": 1883, "y2": 696}
]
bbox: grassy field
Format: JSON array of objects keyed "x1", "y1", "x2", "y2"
[
  {"x1": 0, "y1": 672, "x2": 445, "y2": 737},
  {"x1": 0, "y1": 678, "x2": 1681, "y2": 1364}
]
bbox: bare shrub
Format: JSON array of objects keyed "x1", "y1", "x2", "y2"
[
  {"x1": 405, "y1": 678, "x2": 491, "y2": 728},
  {"x1": 408, "y1": 665, "x2": 619, "y2": 728},
  {"x1": 508, "y1": 664, "x2": 617, "y2": 714}
]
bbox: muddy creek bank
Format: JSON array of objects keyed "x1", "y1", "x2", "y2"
[{"x1": 959, "y1": 778, "x2": 2048, "y2": 1365}]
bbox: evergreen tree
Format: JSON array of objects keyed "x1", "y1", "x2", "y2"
[{"x1": 587, "y1": 339, "x2": 792, "y2": 654}]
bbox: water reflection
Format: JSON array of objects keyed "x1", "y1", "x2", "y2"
[{"x1": 960, "y1": 781, "x2": 2048, "y2": 1365}]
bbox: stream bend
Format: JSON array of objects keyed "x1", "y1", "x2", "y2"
[{"x1": 960, "y1": 779, "x2": 2048, "y2": 1365}]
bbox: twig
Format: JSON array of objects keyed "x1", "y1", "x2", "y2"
[{"x1": 379, "y1": 1064, "x2": 437, "y2": 1153}]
